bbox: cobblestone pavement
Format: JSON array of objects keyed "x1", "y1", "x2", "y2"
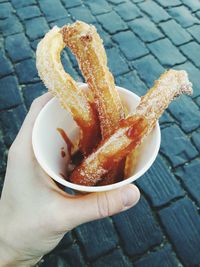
[{"x1": 0, "y1": 0, "x2": 200, "y2": 266}]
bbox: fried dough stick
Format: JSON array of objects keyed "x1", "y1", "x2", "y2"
[
  {"x1": 70, "y1": 70, "x2": 192, "y2": 186},
  {"x1": 61, "y1": 21, "x2": 126, "y2": 184},
  {"x1": 61, "y1": 21, "x2": 125, "y2": 138},
  {"x1": 36, "y1": 27, "x2": 100, "y2": 155}
]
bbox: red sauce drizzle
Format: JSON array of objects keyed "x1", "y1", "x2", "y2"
[
  {"x1": 57, "y1": 129, "x2": 84, "y2": 180},
  {"x1": 57, "y1": 128, "x2": 74, "y2": 156}
]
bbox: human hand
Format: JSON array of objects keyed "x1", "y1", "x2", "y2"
[{"x1": 0, "y1": 93, "x2": 140, "y2": 267}]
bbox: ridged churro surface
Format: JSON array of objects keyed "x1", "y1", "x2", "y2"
[
  {"x1": 36, "y1": 26, "x2": 100, "y2": 154},
  {"x1": 61, "y1": 21, "x2": 125, "y2": 138}
]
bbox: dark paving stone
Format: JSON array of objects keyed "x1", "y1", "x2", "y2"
[
  {"x1": 50, "y1": 16, "x2": 72, "y2": 27},
  {"x1": 97, "y1": 11, "x2": 128, "y2": 34},
  {"x1": 74, "y1": 67, "x2": 84, "y2": 82},
  {"x1": 196, "y1": 10, "x2": 200, "y2": 19},
  {"x1": 94, "y1": 23, "x2": 113, "y2": 48},
  {"x1": 134, "y1": 245, "x2": 180, "y2": 267},
  {"x1": 5, "y1": 33, "x2": 33, "y2": 63},
  {"x1": 86, "y1": 0, "x2": 112, "y2": 15},
  {"x1": 113, "y1": 196, "x2": 163, "y2": 257},
  {"x1": 168, "y1": 6, "x2": 199, "y2": 27},
  {"x1": 176, "y1": 159, "x2": 200, "y2": 205},
  {"x1": 114, "y1": 2, "x2": 141, "y2": 21},
  {"x1": 0, "y1": 105, "x2": 26, "y2": 147},
  {"x1": 159, "y1": 198, "x2": 200, "y2": 267},
  {"x1": 196, "y1": 96, "x2": 200, "y2": 106},
  {"x1": 61, "y1": 51, "x2": 80, "y2": 80},
  {"x1": 0, "y1": 137, "x2": 6, "y2": 173},
  {"x1": 129, "y1": 17, "x2": 163, "y2": 42},
  {"x1": 66, "y1": 48, "x2": 78, "y2": 68},
  {"x1": 148, "y1": 38, "x2": 186, "y2": 66},
  {"x1": 0, "y1": 2, "x2": 14, "y2": 19},
  {"x1": 0, "y1": 76, "x2": 22, "y2": 110},
  {"x1": 39, "y1": 255, "x2": 65, "y2": 267},
  {"x1": 107, "y1": 47, "x2": 130, "y2": 76},
  {"x1": 155, "y1": 0, "x2": 181, "y2": 7},
  {"x1": 132, "y1": 54, "x2": 165, "y2": 87},
  {"x1": 41, "y1": 244, "x2": 86, "y2": 267},
  {"x1": 187, "y1": 24, "x2": 200, "y2": 43},
  {"x1": 180, "y1": 41, "x2": 200, "y2": 68},
  {"x1": 108, "y1": 0, "x2": 125, "y2": 4},
  {"x1": 69, "y1": 5, "x2": 96, "y2": 24},
  {"x1": 168, "y1": 95, "x2": 200, "y2": 133},
  {"x1": 31, "y1": 38, "x2": 42, "y2": 51},
  {"x1": 182, "y1": 0, "x2": 200, "y2": 12},
  {"x1": 25, "y1": 17, "x2": 49, "y2": 40},
  {"x1": 116, "y1": 71, "x2": 147, "y2": 96},
  {"x1": 59, "y1": 244, "x2": 86, "y2": 266},
  {"x1": 22, "y1": 82, "x2": 46, "y2": 109},
  {"x1": 134, "y1": 244, "x2": 179, "y2": 267},
  {"x1": 0, "y1": 15, "x2": 23, "y2": 36},
  {"x1": 15, "y1": 58, "x2": 39, "y2": 83},
  {"x1": 160, "y1": 125, "x2": 198, "y2": 167},
  {"x1": 75, "y1": 219, "x2": 118, "y2": 260},
  {"x1": 92, "y1": 249, "x2": 131, "y2": 267},
  {"x1": 17, "y1": 6, "x2": 41, "y2": 20},
  {"x1": 39, "y1": 0, "x2": 68, "y2": 22},
  {"x1": 0, "y1": 174, "x2": 5, "y2": 198},
  {"x1": 61, "y1": 0, "x2": 82, "y2": 8},
  {"x1": 10, "y1": 0, "x2": 36, "y2": 8},
  {"x1": 51, "y1": 232, "x2": 74, "y2": 253},
  {"x1": 160, "y1": 20, "x2": 192, "y2": 45},
  {"x1": 131, "y1": 0, "x2": 144, "y2": 2},
  {"x1": 191, "y1": 130, "x2": 200, "y2": 151},
  {"x1": 0, "y1": 52, "x2": 13, "y2": 77},
  {"x1": 175, "y1": 61, "x2": 200, "y2": 98},
  {"x1": 137, "y1": 156, "x2": 184, "y2": 207},
  {"x1": 159, "y1": 111, "x2": 173, "y2": 124},
  {"x1": 138, "y1": 1, "x2": 170, "y2": 23},
  {"x1": 113, "y1": 31, "x2": 148, "y2": 60}
]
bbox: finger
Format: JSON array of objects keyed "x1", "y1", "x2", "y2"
[
  {"x1": 15, "y1": 93, "x2": 53, "y2": 146},
  {"x1": 65, "y1": 184, "x2": 140, "y2": 229}
]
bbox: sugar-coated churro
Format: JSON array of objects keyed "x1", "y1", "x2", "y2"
[
  {"x1": 135, "y1": 69, "x2": 192, "y2": 132},
  {"x1": 36, "y1": 27, "x2": 100, "y2": 155},
  {"x1": 61, "y1": 21, "x2": 125, "y2": 138},
  {"x1": 61, "y1": 21, "x2": 126, "y2": 184},
  {"x1": 70, "y1": 69, "x2": 192, "y2": 186}
]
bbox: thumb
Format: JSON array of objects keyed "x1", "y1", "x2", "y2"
[{"x1": 67, "y1": 184, "x2": 140, "y2": 228}]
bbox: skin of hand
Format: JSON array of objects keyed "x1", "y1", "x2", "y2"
[{"x1": 0, "y1": 93, "x2": 140, "y2": 267}]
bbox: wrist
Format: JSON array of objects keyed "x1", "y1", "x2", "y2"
[
  {"x1": 0, "y1": 236, "x2": 41, "y2": 267},
  {"x1": 0, "y1": 204, "x2": 40, "y2": 267}
]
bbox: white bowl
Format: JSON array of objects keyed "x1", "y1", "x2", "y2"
[{"x1": 32, "y1": 84, "x2": 161, "y2": 192}]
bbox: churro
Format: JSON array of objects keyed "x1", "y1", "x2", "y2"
[
  {"x1": 70, "y1": 115, "x2": 148, "y2": 186},
  {"x1": 61, "y1": 21, "x2": 125, "y2": 138},
  {"x1": 36, "y1": 27, "x2": 100, "y2": 154},
  {"x1": 70, "y1": 70, "x2": 192, "y2": 186},
  {"x1": 61, "y1": 21, "x2": 126, "y2": 184}
]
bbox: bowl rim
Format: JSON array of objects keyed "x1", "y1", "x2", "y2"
[{"x1": 32, "y1": 84, "x2": 161, "y2": 192}]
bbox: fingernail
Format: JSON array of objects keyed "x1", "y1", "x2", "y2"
[{"x1": 121, "y1": 185, "x2": 140, "y2": 208}]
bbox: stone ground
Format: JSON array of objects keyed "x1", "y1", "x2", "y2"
[{"x1": 0, "y1": 0, "x2": 200, "y2": 266}]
